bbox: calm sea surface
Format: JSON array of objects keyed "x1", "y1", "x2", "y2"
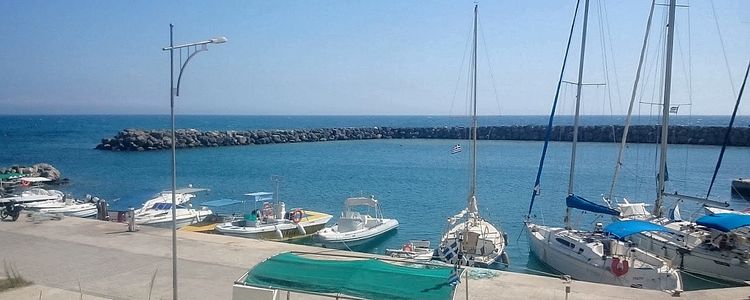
[{"x1": 1, "y1": 115, "x2": 748, "y2": 289}]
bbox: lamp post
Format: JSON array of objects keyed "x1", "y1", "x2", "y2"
[{"x1": 162, "y1": 24, "x2": 226, "y2": 300}]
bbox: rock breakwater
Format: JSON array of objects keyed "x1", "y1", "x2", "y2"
[{"x1": 95, "y1": 125, "x2": 750, "y2": 151}]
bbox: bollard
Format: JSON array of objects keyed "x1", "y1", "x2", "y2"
[{"x1": 127, "y1": 207, "x2": 136, "y2": 232}]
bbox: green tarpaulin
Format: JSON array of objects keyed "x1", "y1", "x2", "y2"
[
  {"x1": 0, "y1": 173, "x2": 24, "y2": 182},
  {"x1": 244, "y1": 252, "x2": 456, "y2": 300}
]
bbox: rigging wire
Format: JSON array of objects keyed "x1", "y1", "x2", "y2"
[{"x1": 709, "y1": 0, "x2": 738, "y2": 97}]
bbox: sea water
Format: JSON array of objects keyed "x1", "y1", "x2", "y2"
[{"x1": 1, "y1": 115, "x2": 748, "y2": 289}]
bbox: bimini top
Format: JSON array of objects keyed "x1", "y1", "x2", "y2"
[
  {"x1": 696, "y1": 213, "x2": 750, "y2": 232},
  {"x1": 604, "y1": 220, "x2": 671, "y2": 240},
  {"x1": 244, "y1": 192, "x2": 274, "y2": 202},
  {"x1": 242, "y1": 252, "x2": 456, "y2": 300},
  {"x1": 566, "y1": 194, "x2": 619, "y2": 216},
  {"x1": 345, "y1": 196, "x2": 379, "y2": 208}
]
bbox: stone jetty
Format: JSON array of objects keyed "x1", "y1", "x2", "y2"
[{"x1": 95, "y1": 125, "x2": 750, "y2": 151}]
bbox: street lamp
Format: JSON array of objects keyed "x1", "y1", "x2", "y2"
[{"x1": 162, "y1": 24, "x2": 226, "y2": 300}]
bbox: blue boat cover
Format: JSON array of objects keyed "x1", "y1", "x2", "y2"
[
  {"x1": 696, "y1": 213, "x2": 750, "y2": 232},
  {"x1": 565, "y1": 194, "x2": 619, "y2": 216},
  {"x1": 604, "y1": 220, "x2": 671, "y2": 240},
  {"x1": 201, "y1": 198, "x2": 243, "y2": 207}
]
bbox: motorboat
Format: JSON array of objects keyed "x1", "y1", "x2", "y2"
[
  {"x1": 0, "y1": 188, "x2": 64, "y2": 205},
  {"x1": 385, "y1": 240, "x2": 435, "y2": 261},
  {"x1": 317, "y1": 196, "x2": 399, "y2": 249},
  {"x1": 215, "y1": 191, "x2": 332, "y2": 241},
  {"x1": 732, "y1": 178, "x2": 750, "y2": 198},
  {"x1": 135, "y1": 202, "x2": 212, "y2": 229},
  {"x1": 133, "y1": 187, "x2": 212, "y2": 229},
  {"x1": 24, "y1": 194, "x2": 99, "y2": 218}
]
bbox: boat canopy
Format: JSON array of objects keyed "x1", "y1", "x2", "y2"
[
  {"x1": 566, "y1": 194, "x2": 619, "y2": 216},
  {"x1": 242, "y1": 252, "x2": 456, "y2": 300},
  {"x1": 696, "y1": 213, "x2": 750, "y2": 232},
  {"x1": 345, "y1": 196, "x2": 379, "y2": 208},
  {"x1": 245, "y1": 192, "x2": 274, "y2": 202},
  {"x1": 604, "y1": 220, "x2": 671, "y2": 240},
  {"x1": 0, "y1": 173, "x2": 24, "y2": 181},
  {"x1": 201, "y1": 198, "x2": 242, "y2": 207}
]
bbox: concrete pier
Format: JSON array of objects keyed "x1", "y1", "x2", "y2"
[{"x1": 1, "y1": 216, "x2": 748, "y2": 299}]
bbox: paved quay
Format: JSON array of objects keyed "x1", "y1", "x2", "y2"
[{"x1": 1, "y1": 216, "x2": 749, "y2": 299}]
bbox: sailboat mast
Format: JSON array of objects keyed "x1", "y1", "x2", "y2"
[
  {"x1": 468, "y1": 4, "x2": 479, "y2": 213},
  {"x1": 608, "y1": 0, "x2": 656, "y2": 203},
  {"x1": 566, "y1": 0, "x2": 589, "y2": 228},
  {"x1": 654, "y1": 0, "x2": 677, "y2": 217}
]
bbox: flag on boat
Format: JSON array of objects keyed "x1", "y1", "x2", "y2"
[
  {"x1": 669, "y1": 204, "x2": 682, "y2": 221},
  {"x1": 448, "y1": 267, "x2": 461, "y2": 286},
  {"x1": 451, "y1": 144, "x2": 462, "y2": 154},
  {"x1": 669, "y1": 106, "x2": 679, "y2": 114},
  {"x1": 440, "y1": 240, "x2": 460, "y2": 262}
]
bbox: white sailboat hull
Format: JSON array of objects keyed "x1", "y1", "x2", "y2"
[
  {"x1": 629, "y1": 230, "x2": 750, "y2": 284},
  {"x1": 439, "y1": 218, "x2": 507, "y2": 268},
  {"x1": 526, "y1": 223, "x2": 682, "y2": 292}
]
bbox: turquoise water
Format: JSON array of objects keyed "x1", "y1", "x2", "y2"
[{"x1": 1, "y1": 115, "x2": 748, "y2": 289}]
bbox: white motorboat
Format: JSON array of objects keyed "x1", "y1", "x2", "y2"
[
  {"x1": 524, "y1": 0, "x2": 681, "y2": 292},
  {"x1": 134, "y1": 202, "x2": 212, "y2": 229},
  {"x1": 215, "y1": 190, "x2": 333, "y2": 241},
  {"x1": 317, "y1": 196, "x2": 399, "y2": 248},
  {"x1": 0, "y1": 188, "x2": 64, "y2": 205},
  {"x1": 133, "y1": 187, "x2": 212, "y2": 229},
  {"x1": 436, "y1": 4, "x2": 508, "y2": 269},
  {"x1": 385, "y1": 240, "x2": 435, "y2": 261},
  {"x1": 24, "y1": 195, "x2": 99, "y2": 218}
]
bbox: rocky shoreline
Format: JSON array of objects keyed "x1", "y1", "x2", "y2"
[{"x1": 95, "y1": 125, "x2": 750, "y2": 151}]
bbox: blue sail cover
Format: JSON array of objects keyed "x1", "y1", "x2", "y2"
[
  {"x1": 604, "y1": 220, "x2": 671, "y2": 240},
  {"x1": 696, "y1": 213, "x2": 750, "y2": 232},
  {"x1": 565, "y1": 194, "x2": 619, "y2": 216}
]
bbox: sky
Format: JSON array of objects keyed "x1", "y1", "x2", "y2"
[{"x1": 0, "y1": 0, "x2": 748, "y2": 116}]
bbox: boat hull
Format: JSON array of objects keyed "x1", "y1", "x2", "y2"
[
  {"x1": 526, "y1": 223, "x2": 682, "y2": 292},
  {"x1": 216, "y1": 211, "x2": 332, "y2": 241},
  {"x1": 318, "y1": 219, "x2": 399, "y2": 248},
  {"x1": 438, "y1": 218, "x2": 506, "y2": 268}
]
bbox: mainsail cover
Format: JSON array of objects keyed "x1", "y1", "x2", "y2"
[
  {"x1": 696, "y1": 213, "x2": 750, "y2": 232},
  {"x1": 566, "y1": 194, "x2": 619, "y2": 216}
]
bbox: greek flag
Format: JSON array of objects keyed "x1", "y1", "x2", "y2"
[
  {"x1": 451, "y1": 144, "x2": 462, "y2": 154},
  {"x1": 448, "y1": 267, "x2": 461, "y2": 286},
  {"x1": 441, "y1": 240, "x2": 460, "y2": 262},
  {"x1": 669, "y1": 106, "x2": 679, "y2": 114}
]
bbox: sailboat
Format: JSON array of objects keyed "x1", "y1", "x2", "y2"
[
  {"x1": 524, "y1": 0, "x2": 682, "y2": 292},
  {"x1": 436, "y1": 4, "x2": 508, "y2": 269},
  {"x1": 607, "y1": 0, "x2": 750, "y2": 284}
]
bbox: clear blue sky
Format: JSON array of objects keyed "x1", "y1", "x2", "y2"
[{"x1": 1, "y1": 0, "x2": 748, "y2": 115}]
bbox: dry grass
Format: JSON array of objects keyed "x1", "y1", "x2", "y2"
[{"x1": 0, "y1": 260, "x2": 32, "y2": 292}]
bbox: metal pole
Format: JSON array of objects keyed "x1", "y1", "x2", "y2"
[
  {"x1": 655, "y1": 0, "x2": 677, "y2": 217},
  {"x1": 169, "y1": 23, "x2": 178, "y2": 300},
  {"x1": 566, "y1": 0, "x2": 589, "y2": 229}
]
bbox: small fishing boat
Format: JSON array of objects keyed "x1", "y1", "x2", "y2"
[
  {"x1": 385, "y1": 240, "x2": 435, "y2": 261},
  {"x1": 317, "y1": 196, "x2": 399, "y2": 249},
  {"x1": 215, "y1": 190, "x2": 332, "y2": 241}
]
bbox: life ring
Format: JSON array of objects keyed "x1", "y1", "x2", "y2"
[
  {"x1": 611, "y1": 257, "x2": 629, "y2": 277},
  {"x1": 263, "y1": 202, "x2": 272, "y2": 210},
  {"x1": 290, "y1": 209, "x2": 303, "y2": 223},
  {"x1": 20, "y1": 180, "x2": 30, "y2": 187},
  {"x1": 402, "y1": 244, "x2": 413, "y2": 252}
]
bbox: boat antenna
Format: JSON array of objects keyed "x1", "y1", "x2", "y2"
[
  {"x1": 654, "y1": 0, "x2": 677, "y2": 218},
  {"x1": 565, "y1": 0, "x2": 590, "y2": 230},
  {"x1": 707, "y1": 58, "x2": 750, "y2": 198},
  {"x1": 607, "y1": 0, "x2": 656, "y2": 204},
  {"x1": 271, "y1": 175, "x2": 282, "y2": 204},
  {"x1": 526, "y1": 0, "x2": 582, "y2": 220}
]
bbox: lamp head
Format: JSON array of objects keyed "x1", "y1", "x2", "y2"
[{"x1": 210, "y1": 36, "x2": 228, "y2": 44}]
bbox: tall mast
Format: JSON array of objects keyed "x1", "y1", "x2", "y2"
[
  {"x1": 654, "y1": 0, "x2": 677, "y2": 217},
  {"x1": 468, "y1": 4, "x2": 479, "y2": 215},
  {"x1": 607, "y1": 0, "x2": 656, "y2": 203},
  {"x1": 565, "y1": 0, "x2": 589, "y2": 229}
]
